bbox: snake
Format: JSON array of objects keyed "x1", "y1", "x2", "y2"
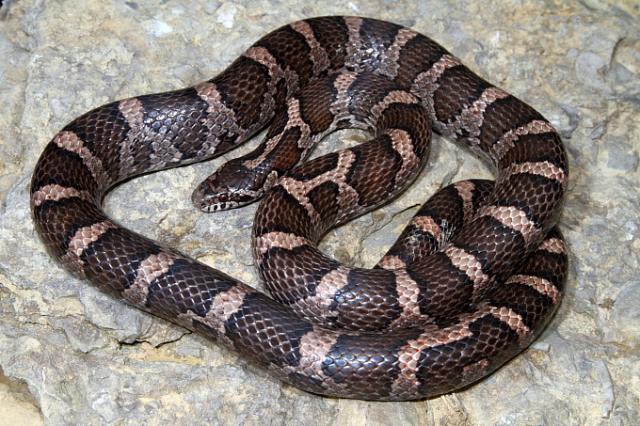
[{"x1": 30, "y1": 16, "x2": 568, "y2": 401}]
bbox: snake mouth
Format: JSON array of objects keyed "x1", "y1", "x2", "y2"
[
  {"x1": 192, "y1": 167, "x2": 280, "y2": 213},
  {"x1": 192, "y1": 187, "x2": 261, "y2": 213},
  {"x1": 202, "y1": 200, "x2": 240, "y2": 213}
]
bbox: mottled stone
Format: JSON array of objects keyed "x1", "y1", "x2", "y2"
[{"x1": 0, "y1": 0, "x2": 639, "y2": 425}]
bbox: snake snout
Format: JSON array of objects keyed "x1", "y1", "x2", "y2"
[
  {"x1": 192, "y1": 179, "x2": 242, "y2": 212},
  {"x1": 192, "y1": 162, "x2": 266, "y2": 212}
]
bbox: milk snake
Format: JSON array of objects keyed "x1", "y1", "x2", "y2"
[{"x1": 30, "y1": 16, "x2": 568, "y2": 400}]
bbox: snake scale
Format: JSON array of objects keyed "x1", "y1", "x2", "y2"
[{"x1": 30, "y1": 16, "x2": 568, "y2": 401}]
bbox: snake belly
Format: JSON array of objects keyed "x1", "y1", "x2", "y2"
[{"x1": 30, "y1": 16, "x2": 568, "y2": 401}]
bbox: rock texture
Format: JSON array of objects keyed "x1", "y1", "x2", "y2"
[{"x1": 0, "y1": 0, "x2": 638, "y2": 425}]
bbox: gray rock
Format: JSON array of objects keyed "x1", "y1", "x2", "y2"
[
  {"x1": 606, "y1": 138, "x2": 638, "y2": 172},
  {"x1": 1, "y1": 1, "x2": 639, "y2": 425}
]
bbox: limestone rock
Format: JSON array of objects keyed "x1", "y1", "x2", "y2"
[{"x1": 0, "y1": 0, "x2": 638, "y2": 424}]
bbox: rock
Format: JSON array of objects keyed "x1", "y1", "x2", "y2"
[{"x1": 0, "y1": 1, "x2": 638, "y2": 424}]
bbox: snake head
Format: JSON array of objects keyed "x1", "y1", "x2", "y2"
[{"x1": 192, "y1": 160, "x2": 279, "y2": 212}]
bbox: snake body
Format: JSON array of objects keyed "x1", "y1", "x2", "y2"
[{"x1": 30, "y1": 16, "x2": 568, "y2": 400}]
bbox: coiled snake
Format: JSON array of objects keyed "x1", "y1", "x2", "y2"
[{"x1": 30, "y1": 16, "x2": 568, "y2": 400}]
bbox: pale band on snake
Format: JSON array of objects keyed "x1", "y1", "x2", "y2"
[{"x1": 30, "y1": 16, "x2": 568, "y2": 401}]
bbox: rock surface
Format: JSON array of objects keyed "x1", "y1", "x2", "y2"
[{"x1": 0, "y1": 0, "x2": 638, "y2": 425}]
